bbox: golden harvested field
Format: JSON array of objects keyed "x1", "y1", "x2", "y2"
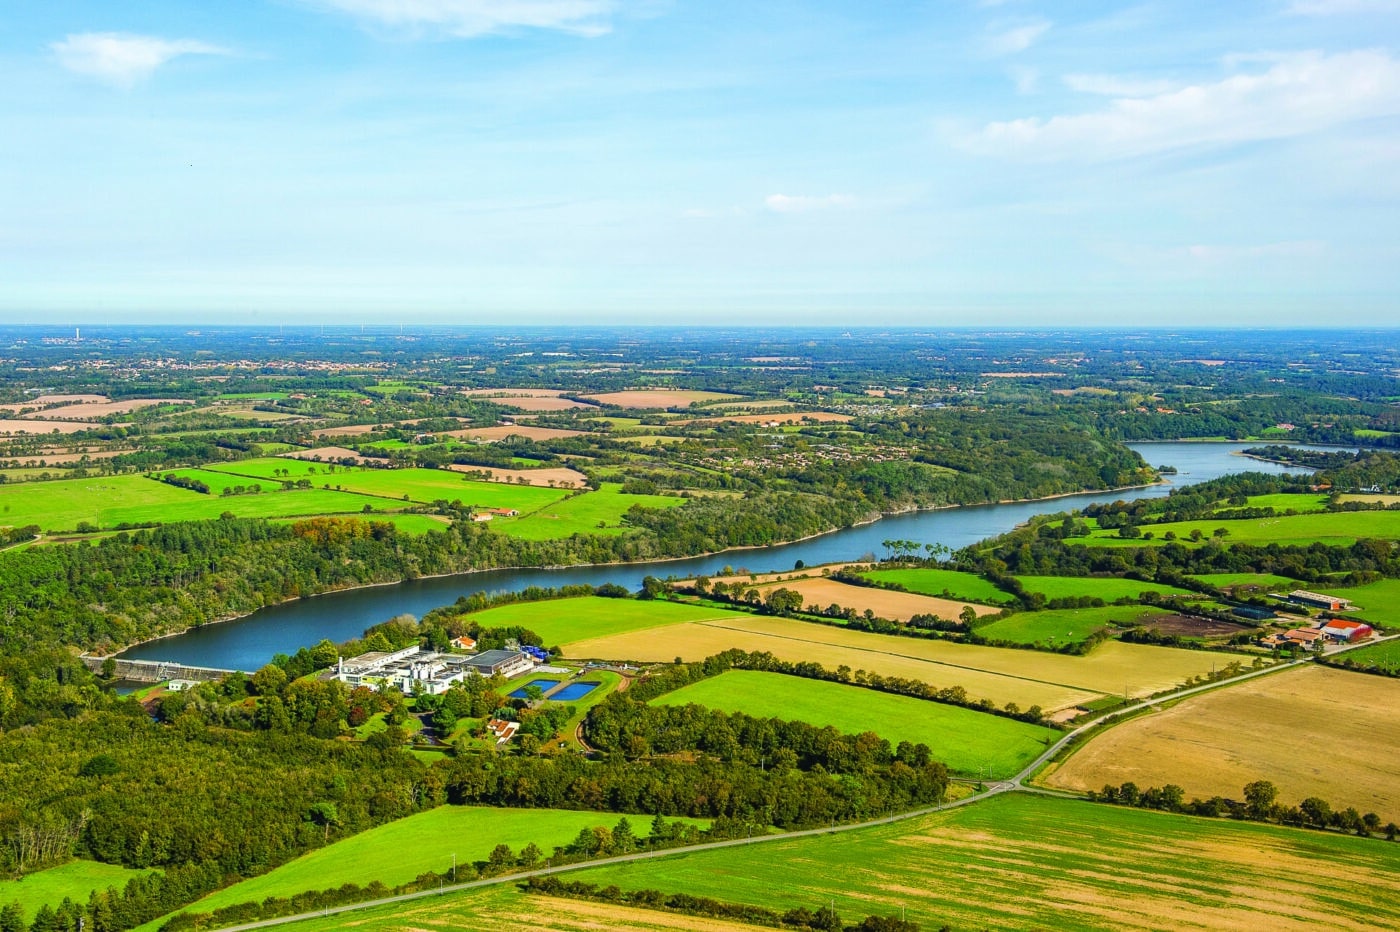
[
  {"x1": 1338, "y1": 493, "x2": 1400, "y2": 506},
  {"x1": 566, "y1": 619, "x2": 1090, "y2": 710},
  {"x1": 584, "y1": 389, "x2": 742, "y2": 409},
  {"x1": 462, "y1": 388, "x2": 567, "y2": 396},
  {"x1": 444, "y1": 425, "x2": 586, "y2": 442},
  {"x1": 675, "y1": 411, "x2": 853, "y2": 426},
  {"x1": 269, "y1": 886, "x2": 761, "y2": 932},
  {"x1": 446, "y1": 464, "x2": 587, "y2": 488},
  {"x1": 0, "y1": 393, "x2": 109, "y2": 413},
  {"x1": 1045, "y1": 665, "x2": 1400, "y2": 818},
  {"x1": 754, "y1": 576, "x2": 998, "y2": 621},
  {"x1": 566, "y1": 614, "x2": 1241, "y2": 711},
  {"x1": 25, "y1": 398, "x2": 190, "y2": 419},
  {"x1": 0, "y1": 419, "x2": 110, "y2": 434},
  {"x1": 496, "y1": 396, "x2": 597, "y2": 411}
]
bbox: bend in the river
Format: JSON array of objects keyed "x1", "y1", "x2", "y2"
[{"x1": 122, "y1": 442, "x2": 1324, "y2": 671}]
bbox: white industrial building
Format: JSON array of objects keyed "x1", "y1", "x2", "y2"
[{"x1": 329, "y1": 645, "x2": 533, "y2": 695}]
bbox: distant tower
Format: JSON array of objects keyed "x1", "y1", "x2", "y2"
[{"x1": 75, "y1": 327, "x2": 80, "y2": 341}]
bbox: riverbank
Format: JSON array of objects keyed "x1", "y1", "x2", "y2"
[
  {"x1": 111, "y1": 481, "x2": 1163, "y2": 663},
  {"x1": 119, "y1": 442, "x2": 1314, "y2": 669}
]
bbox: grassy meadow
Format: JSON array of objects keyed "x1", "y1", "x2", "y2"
[
  {"x1": 83, "y1": 796, "x2": 1400, "y2": 932},
  {"x1": 1329, "y1": 577, "x2": 1400, "y2": 628},
  {"x1": 976, "y1": 606, "x2": 1174, "y2": 648},
  {"x1": 857, "y1": 567, "x2": 1012, "y2": 604},
  {"x1": 1079, "y1": 510, "x2": 1400, "y2": 548},
  {"x1": 459, "y1": 596, "x2": 747, "y2": 646},
  {"x1": 142, "y1": 806, "x2": 709, "y2": 930},
  {"x1": 1187, "y1": 572, "x2": 1299, "y2": 590},
  {"x1": 0, "y1": 473, "x2": 396, "y2": 531},
  {"x1": 506, "y1": 484, "x2": 685, "y2": 539},
  {"x1": 1011, "y1": 575, "x2": 1191, "y2": 601},
  {"x1": 0, "y1": 860, "x2": 156, "y2": 922},
  {"x1": 1337, "y1": 638, "x2": 1400, "y2": 673},
  {"x1": 651, "y1": 670, "x2": 1049, "y2": 777}
]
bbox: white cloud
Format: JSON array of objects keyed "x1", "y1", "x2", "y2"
[
  {"x1": 1288, "y1": 0, "x2": 1400, "y2": 14},
  {"x1": 51, "y1": 33, "x2": 227, "y2": 88},
  {"x1": 972, "y1": 50, "x2": 1400, "y2": 160},
  {"x1": 309, "y1": 0, "x2": 616, "y2": 37},
  {"x1": 1063, "y1": 73, "x2": 1180, "y2": 96},
  {"x1": 985, "y1": 19, "x2": 1050, "y2": 56},
  {"x1": 1009, "y1": 66, "x2": 1040, "y2": 94},
  {"x1": 764, "y1": 194, "x2": 856, "y2": 214}
]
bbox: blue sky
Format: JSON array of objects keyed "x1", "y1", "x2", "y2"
[{"x1": 1, "y1": 1, "x2": 1398, "y2": 325}]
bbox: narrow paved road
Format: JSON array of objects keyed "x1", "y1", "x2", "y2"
[{"x1": 212, "y1": 644, "x2": 1386, "y2": 931}]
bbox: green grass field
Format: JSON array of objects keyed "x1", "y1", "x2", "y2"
[
  {"x1": 1187, "y1": 572, "x2": 1299, "y2": 590},
  {"x1": 142, "y1": 807, "x2": 708, "y2": 930},
  {"x1": 651, "y1": 670, "x2": 1048, "y2": 777},
  {"x1": 506, "y1": 484, "x2": 685, "y2": 540},
  {"x1": 975, "y1": 606, "x2": 1172, "y2": 648},
  {"x1": 858, "y1": 568, "x2": 1011, "y2": 603},
  {"x1": 1011, "y1": 576, "x2": 1191, "y2": 601},
  {"x1": 280, "y1": 793, "x2": 1400, "y2": 932},
  {"x1": 1337, "y1": 638, "x2": 1400, "y2": 672},
  {"x1": 0, "y1": 473, "x2": 398, "y2": 532},
  {"x1": 0, "y1": 860, "x2": 156, "y2": 921},
  {"x1": 212, "y1": 460, "x2": 570, "y2": 511},
  {"x1": 460, "y1": 596, "x2": 745, "y2": 646},
  {"x1": 1240, "y1": 493, "x2": 1330, "y2": 512},
  {"x1": 1328, "y1": 578, "x2": 1400, "y2": 629},
  {"x1": 1079, "y1": 510, "x2": 1400, "y2": 549}
]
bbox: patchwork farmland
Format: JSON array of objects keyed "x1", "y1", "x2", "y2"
[
  {"x1": 562, "y1": 610, "x2": 1241, "y2": 711},
  {"x1": 1044, "y1": 664, "x2": 1400, "y2": 819}
]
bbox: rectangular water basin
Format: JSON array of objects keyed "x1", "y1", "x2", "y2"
[
  {"x1": 509, "y1": 678, "x2": 560, "y2": 699},
  {"x1": 551, "y1": 681, "x2": 600, "y2": 701}
]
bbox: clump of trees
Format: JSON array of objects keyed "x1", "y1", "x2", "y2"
[{"x1": 1090, "y1": 780, "x2": 1397, "y2": 840}]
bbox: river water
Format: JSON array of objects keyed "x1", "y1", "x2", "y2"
[{"x1": 122, "y1": 442, "x2": 1325, "y2": 671}]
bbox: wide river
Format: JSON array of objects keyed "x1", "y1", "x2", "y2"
[{"x1": 123, "y1": 442, "x2": 1325, "y2": 671}]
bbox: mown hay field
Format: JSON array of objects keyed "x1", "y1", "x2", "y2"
[
  {"x1": 563, "y1": 618, "x2": 1096, "y2": 710},
  {"x1": 652, "y1": 670, "x2": 1048, "y2": 777},
  {"x1": 249, "y1": 885, "x2": 759, "y2": 932},
  {"x1": 563, "y1": 792, "x2": 1400, "y2": 931},
  {"x1": 673, "y1": 411, "x2": 853, "y2": 426},
  {"x1": 564, "y1": 613, "x2": 1239, "y2": 710},
  {"x1": 0, "y1": 418, "x2": 110, "y2": 434},
  {"x1": 445, "y1": 464, "x2": 588, "y2": 488},
  {"x1": 1044, "y1": 665, "x2": 1400, "y2": 819},
  {"x1": 443, "y1": 425, "x2": 586, "y2": 441},
  {"x1": 755, "y1": 576, "x2": 999, "y2": 621},
  {"x1": 583, "y1": 390, "x2": 742, "y2": 409}
]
